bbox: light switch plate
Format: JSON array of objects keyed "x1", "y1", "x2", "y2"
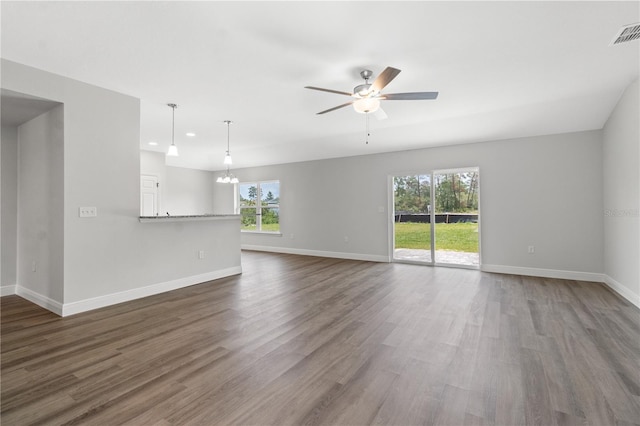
[{"x1": 79, "y1": 207, "x2": 97, "y2": 218}]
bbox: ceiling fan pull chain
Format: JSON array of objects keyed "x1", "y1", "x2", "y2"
[{"x1": 365, "y1": 112, "x2": 370, "y2": 144}]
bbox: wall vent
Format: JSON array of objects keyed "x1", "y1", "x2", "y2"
[{"x1": 610, "y1": 22, "x2": 640, "y2": 46}]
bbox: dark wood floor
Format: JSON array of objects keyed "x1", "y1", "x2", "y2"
[{"x1": 1, "y1": 251, "x2": 639, "y2": 425}]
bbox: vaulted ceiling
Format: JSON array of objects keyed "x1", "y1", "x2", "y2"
[{"x1": 1, "y1": 1, "x2": 638, "y2": 170}]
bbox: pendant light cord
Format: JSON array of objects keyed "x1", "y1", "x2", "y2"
[
  {"x1": 227, "y1": 122, "x2": 231, "y2": 171},
  {"x1": 167, "y1": 103, "x2": 177, "y2": 146},
  {"x1": 222, "y1": 120, "x2": 234, "y2": 178}
]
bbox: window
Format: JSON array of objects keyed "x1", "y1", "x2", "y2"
[{"x1": 238, "y1": 181, "x2": 280, "y2": 233}]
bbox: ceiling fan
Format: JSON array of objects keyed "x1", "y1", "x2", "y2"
[{"x1": 305, "y1": 66, "x2": 438, "y2": 118}]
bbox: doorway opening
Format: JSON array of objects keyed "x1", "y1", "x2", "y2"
[{"x1": 392, "y1": 168, "x2": 480, "y2": 268}]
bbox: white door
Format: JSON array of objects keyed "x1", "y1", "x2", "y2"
[{"x1": 140, "y1": 175, "x2": 158, "y2": 216}]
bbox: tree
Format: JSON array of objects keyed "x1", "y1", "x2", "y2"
[
  {"x1": 465, "y1": 172, "x2": 479, "y2": 211},
  {"x1": 394, "y1": 175, "x2": 430, "y2": 213},
  {"x1": 435, "y1": 174, "x2": 469, "y2": 212},
  {"x1": 395, "y1": 173, "x2": 477, "y2": 216},
  {"x1": 261, "y1": 208, "x2": 279, "y2": 225},
  {"x1": 247, "y1": 186, "x2": 257, "y2": 204}
]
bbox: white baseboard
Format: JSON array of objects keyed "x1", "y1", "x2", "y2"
[
  {"x1": 61, "y1": 266, "x2": 243, "y2": 317},
  {"x1": 4, "y1": 267, "x2": 242, "y2": 317},
  {"x1": 16, "y1": 286, "x2": 64, "y2": 316},
  {"x1": 481, "y1": 264, "x2": 605, "y2": 283},
  {"x1": 241, "y1": 244, "x2": 390, "y2": 263},
  {"x1": 9, "y1": 262, "x2": 637, "y2": 318},
  {"x1": 1, "y1": 284, "x2": 17, "y2": 297},
  {"x1": 603, "y1": 274, "x2": 640, "y2": 309},
  {"x1": 481, "y1": 264, "x2": 640, "y2": 308}
]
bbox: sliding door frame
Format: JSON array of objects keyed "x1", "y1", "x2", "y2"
[{"x1": 389, "y1": 167, "x2": 481, "y2": 269}]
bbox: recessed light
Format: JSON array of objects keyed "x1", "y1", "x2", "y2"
[
  {"x1": 148, "y1": 141, "x2": 158, "y2": 146},
  {"x1": 186, "y1": 132, "x2": 196, "y2": 137}
]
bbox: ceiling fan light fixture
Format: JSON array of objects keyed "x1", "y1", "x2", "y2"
[
  {"x1": 354, "y1": 83, "x2": 373, "y2": 97},
  {"x1": 353, "y1": 97, "x2": 380, "y2": 114}
]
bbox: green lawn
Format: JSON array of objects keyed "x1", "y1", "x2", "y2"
[
  {"x1": 241, "y1": 223, "x2": 280, "y2": 232},
  {"x1": 395, "y1": 222, "x2": 478, "y2": 252}
]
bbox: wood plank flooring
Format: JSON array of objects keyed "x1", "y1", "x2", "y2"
[{"x1": 1, "y1": 250, "x2": 639, "y2": 425}]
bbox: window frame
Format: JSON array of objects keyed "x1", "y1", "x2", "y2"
[{"x1": 237, "y1": 180, "x2": 280, "y2": 234}]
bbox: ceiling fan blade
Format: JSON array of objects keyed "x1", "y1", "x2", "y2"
[
  {"x1": 305, "y1": 86, "x2": 353, "y2": 96},
  {"x1": 381, "y1": 92, "x2": 439, "y2": 100},
  {"x1": 374, "y1": 107, "x2": 388, "y2": 120},
  {"x1": 371, "y1": 67, "x2": 401, "y2": 93},
  {"x1": 317, "y1": 101, "x2": 355, "y2": 115}
]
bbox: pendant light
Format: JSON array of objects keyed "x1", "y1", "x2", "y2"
[
  {"x1": 166, "y1": 103, "x2": 179, "y2": 157},
  {"x1": 216, "y1": 120, "x2": 239, "y2": 184}
]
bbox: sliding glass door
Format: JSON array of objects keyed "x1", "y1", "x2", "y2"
[
  {"x1": 393, "y1": 174, "x2": 433, "y2": 263},
  {"x1": 433, "y1": 170, "x2": 479, "y2": 266},
  {"x1": 392, "y1": 168, "x2": 480, "y2": 268}
]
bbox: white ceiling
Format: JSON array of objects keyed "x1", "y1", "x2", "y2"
[{"x1": 1, "y1": 1, "x2": 638, "y2": 171}]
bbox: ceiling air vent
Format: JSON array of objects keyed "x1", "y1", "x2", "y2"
[{"x1": 610, "y1": 22, "x2": 640, "y2": 46}]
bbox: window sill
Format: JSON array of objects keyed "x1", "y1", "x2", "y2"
[
  {"x1": 140, "y1": 214, "x2": 240, "y2": 223},
  {"x1": 241, "y1": 231, "x2": 283, "y2": 236}
]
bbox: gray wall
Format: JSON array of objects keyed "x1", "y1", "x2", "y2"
[
  {"x1": 17, "y1": 106, "x2": 65, "y2": 302},
  {"x1": 1, "y1": 126, "x2": 18, "y2": 291},
  {"x1": 141, "y1": 150, "x2": 217, "y2": 216},
  {"x1": 212, "y1": 182, "x2": 235, "y2": 215},
  {"x1": 233, "y1": 130, "x2": 604, "y2": 276},
  {"x1": 165, "y1": 167, "x2": 214, "y2": 215},
  {"x1": 603, "y1": 78, "x2": 639, "y2": 303}
]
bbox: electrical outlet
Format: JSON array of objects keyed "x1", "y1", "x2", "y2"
[
  {"x1": 198, "y1": 250, "x2": 205, "y2": 259},
  {"x1": 528, "y1": 245, "x2": 535, "y2": 254},
  {"x1": 32, "y1": 261, "x2": 37, "y2": 272},
  {"x1": 344, "y1": 236, "x2": 349, "y2": 243},
  {"x1": 79, "y1": 207, "x2": 97, "y2": 218},
  {"x1": 378, "y1": 206, "x2": 385, "y2": 213},
  {"x1": 289, "y1": 233, "x2": 294, "y2": 239}
]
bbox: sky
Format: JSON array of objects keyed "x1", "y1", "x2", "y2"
[{"x1": 239, "y1": 181, "x2": 280, "y2": 202}]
